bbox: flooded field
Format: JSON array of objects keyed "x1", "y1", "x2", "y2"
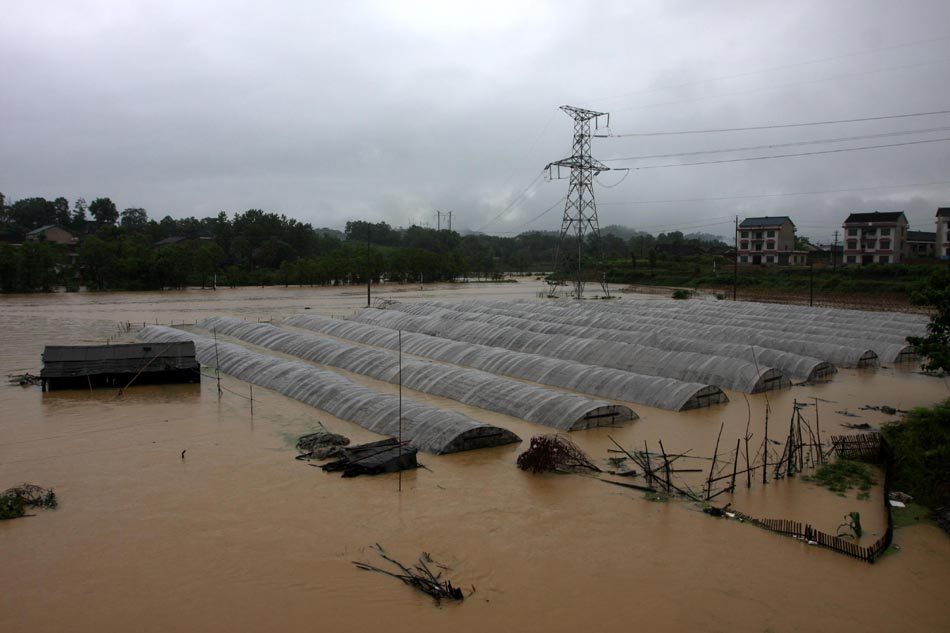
[{"x1": 2, "y1": 283, "x2": 949, "y2": 633}]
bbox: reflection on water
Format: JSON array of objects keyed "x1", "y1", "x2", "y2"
[{"x1": 1, "y1": 284, "x2": 949, "y2": 633}]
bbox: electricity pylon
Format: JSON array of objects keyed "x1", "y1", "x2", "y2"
[{"x1": 545, "y1": 105, "x2": 611, "y2": 299}]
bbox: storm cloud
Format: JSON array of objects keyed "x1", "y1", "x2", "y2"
[{"x1": 2, "y1": 0, "x2": 949, "y2": 243}]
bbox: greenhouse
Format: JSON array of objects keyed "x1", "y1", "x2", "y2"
[
  {"x1": 454, "y1": 299, "x2": 879, "y2": 368},
  {"x1": 349, "y1": 308, "x2": 789, "y2": 393},
  {"x1": 387, "y1": 300, "x2": 834, "y2": 381},
  {"x1": 137, "y1": 326, "x2": 520, "y2": 454},
  {"x1": 284, "y1": 314, "x2": 727, "y2": 411},
  {"x1": 198, "y1": 317, "x2": 634, "y2": 431},
  {"x1": 537, "y1": 299, "x2": 916, "y2": 363}
]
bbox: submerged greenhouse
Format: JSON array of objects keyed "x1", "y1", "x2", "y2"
[
  {"x1": 198, "y1": 317, "x2": 635, "y2": 430},
  {"x1": 284, "y1": 313, "x2": 727, "y2": 411},
  {"x1": 452, "y1": 299, "x2": 880, "y2": 369},
  {"x1": 349, "y1": 308, "x2": 789, "y2": 393},
  {"x1": 387, "y1": 300, "x2": 835, "y2": 382},
  {"x1": 138, "y1": 326, "x2": 520, "y2": 454}
]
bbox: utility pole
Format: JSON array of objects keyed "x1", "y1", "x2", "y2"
[
  {"x1": 733, "y1": 216, "x2": 739, "y2": 301},
  {"x1": 546, "y1": 105, "x2": 613, "y2": 300},
  {"x1": 435, "y1": 211, "x2": 454, "y2": 232},
  {"x1": 366, "y1": 226, "x2": 372, "y2": 307},
  {"x1": 809, "y1": 261, "x2": 814, "y2": 306},
  {"x1": 832, "y1": 230, "x2": 839, "y2": 271}
]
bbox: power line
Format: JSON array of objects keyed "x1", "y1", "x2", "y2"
[
  {"x1": 474, "y1": 169, "x2": 545, "y2": 232},
  {"x1": 602, "y1": 125, "x2": 950, "y2": 162},
  {"x1": 520, "y1": 196, "x2": 566, "y2": 226},
  {"x1": 601, "y1": 108, "x2": 950, "y2": 137},
  {"x1": 597, "y1": 177, "x2": 950, "y2": 206},
  {"x1": 616, "y1": 136, "x2": 950, "y2": 170}
]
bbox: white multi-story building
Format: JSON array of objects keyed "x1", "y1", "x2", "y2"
[
  {"x1": 842, "y1": 211, "x2": 908, "y2": 265},
  {"x1": 937, "y1": 208, "x2": 950, "y2": 260},
  {"x1": 737, "y1": 216, "x2": 806, "y2": 265}
]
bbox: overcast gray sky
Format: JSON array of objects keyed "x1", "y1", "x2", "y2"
[{"x1": 2, "y1": 0, "x2": 950, "y2": 243}]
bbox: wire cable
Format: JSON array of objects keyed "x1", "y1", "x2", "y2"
[
  {"x1": 615, "y1": 136, "x2": 950, "y2": 170},
  {"x1": 604, "y1": 125, "x2": 950, "y2": 162},
  {"x1": 474, "y1": 169, "x2": 545, "y2": 232},
  {"x1": 601, "y1": 108, "x2": 950, "y2": 137}
]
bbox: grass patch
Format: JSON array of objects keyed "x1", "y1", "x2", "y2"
[
  {"x1": 882, "y1": 399, "x2": 950, "y2": 510},
  {"x1": 803, "y1": 460, "x2": 876, "y2": 497},
  {"x1": 891, "y1": 502, "x2": 935, "y2": 528}
]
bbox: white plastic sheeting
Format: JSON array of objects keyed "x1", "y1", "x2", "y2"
[
  {"x1": 138, "y1": 326, "x2": 520, "y2": 454},
  {"x1": 390, "y1": 300, "x2": 834, "y2": 381},
  {"x1": 471, "y1": 299, "x2": 879, "y2": 368},
  {"x1": 349, "y1": 308, "x2": 789, "y2": 393},
  {"x1": 284, "y1": 313, "x2": 727, "y2": 411},
  {"x1": 199, "y1": 317, "x2": 634, "y2": 430},
  {"x1": 522, "y1": 299, "x2": 916, "y2": 363}
]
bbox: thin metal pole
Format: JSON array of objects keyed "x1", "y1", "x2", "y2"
[
  {"x1": 366, "y1": 226, "x2": 372, "y2": 307},
  {"x1": 733, "y1": 216, "x2": 738, "y2": 300},
  {"x1": 809, "y1": 262, "x2": 814, "y2": 306},
  {"x1": 213, "y1": 328, "x2": 222, "y2": 398},
  {"x1": 814, "y1": 397, "x2": 823, "y2": 463},
  {"x1": 398, "y1": 329, "x2": 403, "y2": 493}
]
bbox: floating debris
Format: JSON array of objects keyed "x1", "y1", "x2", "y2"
[
  {"x1": 516, "y1": 434, "x2": 601, "y2": 474},
  {"x1": 842, "y1": 422, "x2": 873, "y2": 430},
  {"x1": 296, "y1": 429, "x2": 350, "y2": 460},
  {"x1": 7, "y1": 373, "x2": 41, "y2": 387},
  {"x1": 322, "y1": 438, "x2": 417, "y2": 477},
  {"x1": 1, "y1": 484, "x2": 58, "y2": 520},
  {"x1": 353, "y1": 543, "x2": 465, "y2": 604}
]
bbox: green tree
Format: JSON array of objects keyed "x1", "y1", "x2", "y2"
[
  {"x1": 89, "y1": 197, "x2": 119, "y2": 225},
  {"x1": 194, "y1": 242, "x2": 226, "y2": 288},
  {"x1": 907, "y1": 269, "x2": 950, "y2": 373},
  {"x1": 120, "y1": 208, "x2": 149, "y2": 230}
]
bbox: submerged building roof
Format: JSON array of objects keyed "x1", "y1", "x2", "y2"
[{"x1": 41, "y1": 341, "x2": 197, "y2": 378}]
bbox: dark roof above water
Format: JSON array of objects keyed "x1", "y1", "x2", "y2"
[
  {"x1": 739, "y1": 216, "x2": 793, "y2": 228},
  {"x1": 41, "y1": 341, "x2": 197, "y2": 377},
  {"x1": 937, "y1": 208, "x2": 950, "y2": 218},
  {"x1": 844, "y1": 211, "x2": 906, "y2": 224}
]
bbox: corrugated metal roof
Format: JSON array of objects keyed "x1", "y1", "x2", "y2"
[
  {"x1": 41, "y1": 341, "x2": 198, "y2": 378},
  {"x1": 43, "y1": 341, "x2": 195, "y2": 362}
]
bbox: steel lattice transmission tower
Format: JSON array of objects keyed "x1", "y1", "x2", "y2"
[{"x1": 545, "y1": 105, "x2": 611, "y2": 299}]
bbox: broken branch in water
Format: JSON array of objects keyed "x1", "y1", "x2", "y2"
[{"x1": 353, "y1": 543, "x2": 465, "y2": 604}]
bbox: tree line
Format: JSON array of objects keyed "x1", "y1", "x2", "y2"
[{"x1": 0, "y1": 192, "x2": 728, "y2": 292}]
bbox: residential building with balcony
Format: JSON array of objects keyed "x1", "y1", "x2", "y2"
[
  {"x1": 937, "y1": 208, "x2": 950, "y2": 260},
  {"x1": 841, "y1": 211, "x2": 908, "y2": 265},
  {"x1": 737, "y1": 216, "x2": 805, "y2": 265}
]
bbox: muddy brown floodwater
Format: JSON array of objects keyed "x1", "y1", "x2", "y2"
[{"x1": 2, "y1": 282, "x2": 949, "y2": 633}]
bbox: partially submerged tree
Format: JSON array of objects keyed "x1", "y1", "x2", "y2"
[{"x1": 907, "y1": 269, "x2": 950, "y2": 373}]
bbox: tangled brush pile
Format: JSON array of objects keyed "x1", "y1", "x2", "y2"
[{"x1": 516, "y1": 434, "x2": 601, "y2": 474}]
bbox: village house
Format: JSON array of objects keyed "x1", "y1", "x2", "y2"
[
  {"x1": 906, "y1": 230, "x2": 937, "y2": 259},
  {"x1": 841, "y1": 211, "x2": 908, "y2": 265},
  {"x1": 937, "y1": 208, "x2": 950, "y2": 260},
  {"x1": 737, "y1": 216, "x2": 807, "y2": 265},
  {"x1": 25, "y1": 224, "x2": 78, "y2": 246}
]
